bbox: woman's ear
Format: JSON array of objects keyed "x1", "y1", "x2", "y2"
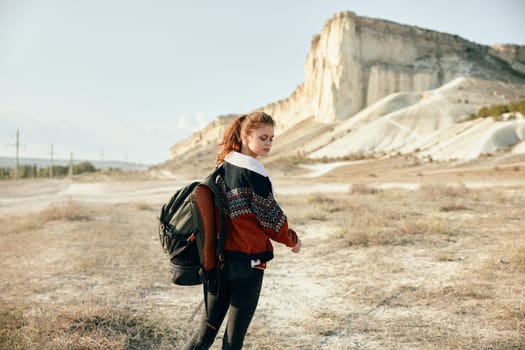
[{"x1": 241, "y1": 131, "x2": 248, "y2": 144}]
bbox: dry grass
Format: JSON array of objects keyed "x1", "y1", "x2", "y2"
[
  {"x1": 278, "y1": 183, "x2": 524, "y2": 349},
  {"x1": 351, "y1": 183, "x2": 382, "y2": 195},
  {"x1": 0, "y1": 301, "x2": 182, "y2": 350},
  {"x1": 510, "y1": 247, "x2": 525, "y2": 272},
  {"x1": 1, "y1": 173, "x2": 524, "y2": 349},
  {"x1": 0, "y1": 200, "x2": 184, "y2": 349},
  {"x1": 40, "y1": 200, "x2": 92, "y2": 222},
  {"x1": 398, "y1": 216, "x2": 459, "y2": 236},
  {"x1": 0, "y1": 200, "x2": 92, "y2": 234}
]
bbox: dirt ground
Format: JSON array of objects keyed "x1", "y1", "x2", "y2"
[{"x1": 1, "y1": 154, "x2": 524, "y2": 349}]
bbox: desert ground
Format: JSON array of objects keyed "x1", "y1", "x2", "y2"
[{"x1": 1, "y1": 154, "x2": 524, "y2": 349}]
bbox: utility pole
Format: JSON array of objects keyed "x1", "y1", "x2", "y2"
[
  {"x1": 49, "y1": 143, "x2": 54, "y2": 178},
  {"x1": 69, "y1": 152, "x2": 73, "y2": 178},
  {"x1": 6, "y1": 129, "x2": 21, "y2": 180},
  {"x1": 15, "y1": 130, "x2": 19, "y2": 180},
  {"x1": 100, "y1": 148, "x2": 105, "y2": 171}
]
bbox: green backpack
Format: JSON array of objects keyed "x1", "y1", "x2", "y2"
[{"x1": 158, "y1": 166, "x2": 225, "y2": 286}]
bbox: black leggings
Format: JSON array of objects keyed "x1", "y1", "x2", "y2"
[{"x1": 183, "y1": 265, "x2": 264, "y2": 350}]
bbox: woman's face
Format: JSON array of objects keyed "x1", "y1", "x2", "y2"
[{"x1": 241, "y1": 124, "x2": 274, "y2": 158}]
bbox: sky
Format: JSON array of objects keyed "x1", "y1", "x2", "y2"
[{"x1": 1, "y1": 0, "x2": 524, "y2": 165}]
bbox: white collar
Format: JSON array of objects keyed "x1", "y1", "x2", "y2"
[{"x1": 224, "y1": 151, "x2": 269, "y2": 178}]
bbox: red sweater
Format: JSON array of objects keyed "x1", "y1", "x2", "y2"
[{"x1": 216, "y1": 152, "x2": 298, "y2": 265}]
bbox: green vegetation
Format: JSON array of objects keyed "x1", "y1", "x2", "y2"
[
  {"x1": 0, "y1": 161, "x2": 97, "y2": 180},
  {"x1": 272, "y1": 152, "x2": 373, "y2": 166},
  {"x1": 468, "y1": 99, "x2": 525, "y2": 121}
]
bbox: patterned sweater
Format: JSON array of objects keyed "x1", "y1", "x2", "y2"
[{"x1": 217, "y1": 151, "x2": 298, "y2": 266}]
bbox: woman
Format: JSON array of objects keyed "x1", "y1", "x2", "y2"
[{"x1": 184, "y1": 112, "x2": 302, "y2": 350}]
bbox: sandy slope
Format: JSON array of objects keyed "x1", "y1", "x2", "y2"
[{"x1": 309, "y1": 77, "x2": 525, "y2": 160}]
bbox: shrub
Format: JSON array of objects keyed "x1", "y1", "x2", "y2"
[
  {"x1": 74, "y1": 161, "x2": 97, "y2": 173},
  {"x1": 40, "y1": 200, "x2": 91, "y2": 222},
  {"x1": 470, "y1": 99, "x2": 525, "y2": 120}
]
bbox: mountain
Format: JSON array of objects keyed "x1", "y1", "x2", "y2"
[{"x1": 166, "y1": 11, "x2": 525, "y2": 171}]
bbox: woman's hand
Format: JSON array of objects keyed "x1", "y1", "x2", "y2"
[{"x1": 291, "y1": 239, "x2": 302, "y2": 253}]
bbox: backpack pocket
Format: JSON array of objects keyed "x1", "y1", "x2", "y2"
[{"x1": 171, "y1": 260, "x2": 202, "y2": 285}]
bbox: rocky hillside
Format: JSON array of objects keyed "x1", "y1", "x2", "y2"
[{"x1": 166, "y1": 11, "x2": 525, "y2": 171}]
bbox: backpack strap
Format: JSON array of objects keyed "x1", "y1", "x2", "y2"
[
  {"x1": 193, "y1": 166, "x2": 226, "y2": 317},
  {"x1": 194, "y1": 165, "x2": 226, "y2": 274},
  {"x1": 205, "y1": 165, "x2": 226, "y2": 267}
]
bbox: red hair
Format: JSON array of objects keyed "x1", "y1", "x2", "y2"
[{"x1": 216, "y1": 112, "x2": 274, "y2": 165}]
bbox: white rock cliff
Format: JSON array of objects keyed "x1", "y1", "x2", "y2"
[
  {"x1": 169, "y1": 12, "x2": 525, "y2": 164},
  {"x1": 260, "y1": 12, "x2": 524, "y2": 132}
]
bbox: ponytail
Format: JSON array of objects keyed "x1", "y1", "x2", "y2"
[{"x1": 216, "y1": 112, "x2": 274, "y2": 165}]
